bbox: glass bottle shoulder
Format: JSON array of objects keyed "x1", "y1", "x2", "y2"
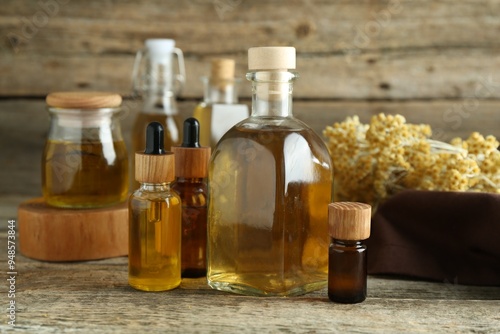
[
  {"x1": 214, "y1": 115, "x2": 332, "y2": 169},
  {"x1": 171, "y1": 180, "x2": 208, "y2": 207},
  {"x1": 131, "y1": 184, "x2": 181, "y2": 204}
]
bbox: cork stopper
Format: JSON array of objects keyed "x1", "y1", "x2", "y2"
[
  {"x1": 135, "y1": 122, "x2": 175, "y2": 183},
  {"x1": 46, "y1": 92, "x2": 122, "y2": 109},
  {"x1": 328, "y1": 202, "x2": 371, "y2": 241},
  {"x1": 211, "y1": 58, "x2": 235, "y2": 80},
  {"x1": 171, "y1": 118, "x2": 211, "y2": 179},
  {"x1": 248, "y1": 47, "x2": 296, "y2": 71}
]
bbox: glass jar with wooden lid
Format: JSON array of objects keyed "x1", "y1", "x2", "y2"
[{"x1": 42, "y1": 92, "x2": 129, "y2": 208}]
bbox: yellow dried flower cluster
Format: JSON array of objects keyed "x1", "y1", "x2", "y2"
[{"x1": 323, "y1": 114, "x2": 500, "y2": 207}]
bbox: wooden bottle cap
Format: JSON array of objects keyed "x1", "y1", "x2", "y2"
[
  {"x1": 46, "y1": 92, "x2": 122, "y2": 109},
  {"x1": 248, "y1": 46, "x2": 296, "y2": 70},
  {"x1": 135, "y1": 151, "x2": 175, "y2": 183},
  {"x1": 171, "y1": 146, "x2": 211, "y2": 178},
  {"x1": 211, "y1": 58, "x2": 235, "y2": 80},
  {"x1": 18, "y1": 198, "x2": 128, "y2": 262},
  {"x1": 328, "y1": 202, "x2": 371, "y2": 240}
]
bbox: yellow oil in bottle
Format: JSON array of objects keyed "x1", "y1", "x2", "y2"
[
  {"x1": 208, "y1": 124, "x2": 332, "y2": 296},
  {"x1": 129, "y1": 192, "x2": 182, "y2": 291},
  {"x1": 192, "y1": 103, "x2": 212, "y2": 148},
  {"x1": 42, "y1": 140, "x2": 128, "y2": 208}
]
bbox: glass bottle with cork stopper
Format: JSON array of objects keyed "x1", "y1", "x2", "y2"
[
  {"x1": 171, "y1": 118, "x2": 211, "y2": 278},
  {"x1": 193, "y1": 58, "x2": 248, "y2": 149},
  {"x1": 328, "y1": 202, "x2": 371, "y2": 303},
  {"x1": 129, "y1": 122, "x2": 181, "y2": 291},
  {"x1": 207, "y1": 47, "x2": 333, "y2": 296},
  {"x1": 43, "y1": 91, "x2": 128, "y2": 208}
]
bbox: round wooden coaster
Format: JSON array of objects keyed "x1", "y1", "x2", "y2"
[{"x1": 18, "y1": 198, "x2": 128, "y2": 262}]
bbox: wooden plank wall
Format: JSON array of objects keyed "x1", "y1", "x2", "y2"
[{"x1": 1, "y1": 0, "x2": 500, "y2": 208}]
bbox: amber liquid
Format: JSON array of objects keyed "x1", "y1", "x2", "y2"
[
  {"x1": 208, "y1": 121, "x2": 332, "y2": 296},
  {"x1": 328, "y1": 241, "x2": 367, "y2": 303},
  {"x1": 42, "y1": 140, "x2": 128, "y2": 208},
  {"x1": 131, "y1": 112, "x2": 182, "y2": 187},
  {"x1": 172, "y1": 178, "x2": 208, "y2": 278},
  {"x1": 129, "y1": 187, "x2": 182, "y2": 291}
]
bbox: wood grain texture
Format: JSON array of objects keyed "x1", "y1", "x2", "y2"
[
  {"x1": 1, "y1": 1, "x2": 500, "y2": 98},
  {"x1": 18, "y1": 198, "x2": 128, "y2": 261},
  {"x1": 3, "y1": 50, "x2": 500, "y2": 99},
  {"x1": 0, "y1": 232, "x2": 498, "y2": 333}
]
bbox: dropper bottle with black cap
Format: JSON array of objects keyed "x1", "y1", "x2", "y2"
[
  {"x1": 129, "y1": 121, "x2": 181, "y2": 291},
  {"x1": 172, "y1": 118, "x2": 211, "y2": 278}
]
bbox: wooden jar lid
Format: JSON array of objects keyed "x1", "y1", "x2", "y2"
[
  {"x1": 46, "y1": 92, "x2": 122, "y2": 109},
  {"x1": 328, "y1": 202, "x2": 371, "y2": 241},
  {"x1": 18, "y1": 198, "x2": 128, "y2": 262}
]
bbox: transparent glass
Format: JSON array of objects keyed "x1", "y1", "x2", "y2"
[
  {"x1": 207, "y1": 71, "x2": 333, "y2": 296},
  {"x1": 193, "y1": 77, "x2": 242, "y2": 148},
  {"x1": 131, "y1": 48, "x2": 184, "y2": 188},
  {"x1": 328, "y1": 239, "x2": 367, "y2": 303},
  {"x1": 42, "y1": 107, "x2": 128, "y2": 208},
  {"x1": 171, "y1": 177, "x2": 208, "y2": 278},
  {"x1": 128, "y1": 183, "x2": 182, "y2": 291}
]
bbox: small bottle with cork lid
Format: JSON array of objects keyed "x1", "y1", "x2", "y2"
[
  {"x1": 193, "y1": 58, "x2": 248, "y2": 149},
  {"x1": 43, "y1": 91, "x2": 128, "y2": 208},
  {"x1": 171, "y1": 117, "x2": 211, "y2": 278},
  {"x1": 129, "y1": 122, "x2": 181, "y2": 291},
  {"x1": 328, "y1": 202, "x2": 371, "y2": 303}
]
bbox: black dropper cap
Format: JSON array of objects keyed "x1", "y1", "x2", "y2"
[
  {"x1": 181, "y1": 118, "x2": 201, "y2": 148},
  {"x1": 144, "y1": 122, "x2": 166, "y2": 154}
]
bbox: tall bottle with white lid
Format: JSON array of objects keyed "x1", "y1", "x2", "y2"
[
  {"x1": 131, "y1": 39, "x2": 185, "y2": 187},
  {"x1": 207, "y1": 47, "x2": 333, "y2": 296}
]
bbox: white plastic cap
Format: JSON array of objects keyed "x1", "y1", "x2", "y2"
[
  {"x1": 145, "y1": 39, "x2": 175, "y2": 64},
  {"x1": 248, "y1": 46, "x2": 296, "y2": 70}
]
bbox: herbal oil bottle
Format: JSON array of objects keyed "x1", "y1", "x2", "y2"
[
  {"x1": 131, "y1": 39, "x2": 185, "y2": 188},
  {"x1": 193, "y1": 58, "x2": 248, "y2": 149},
  {"x1": 129, "y1": 122, "x2": 181, "y2": 291},
  {"x1": 207, "y1": 47, "x2": 333, "y2": 296},
  {"x1": 328, "y1": 202, "x2": 371, "y2": 303},
  {"x1": 43, "y1": 92, "x2": 128, "y2": 208},
  {"x1": 172, "y1": 118, "x2": 211, "y2": 278}
]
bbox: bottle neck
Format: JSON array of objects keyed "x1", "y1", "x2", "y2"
[
  {"x1": 142, "y1": 90, "x2": 178, "y2": 115},
  {"x1": 248, "y1": 71, "x2": 296, "y2": 118},
  {"x1": 202, "y1": 77, "x2": 238, "y2": 104},
  {"x1": 175, "y1": 177, "x2": 205, "y2": 184},
  {"x1": 332, "y1": 239, "x2": 364, "y2": 247},
  {"x1": 139, "y1": 182, "x2": 171, "y2": 192}
]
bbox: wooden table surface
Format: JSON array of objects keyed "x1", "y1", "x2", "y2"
[{"x1": 1, "y1": 215, "x2": 500, "y2": 333}]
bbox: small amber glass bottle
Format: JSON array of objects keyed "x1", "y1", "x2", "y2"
[
  {"x1": 172, "y1": 118, "x2": 211, "y2": 278},
  {"x1": 129, "y1": 122, "x2": 181, "y2": 291},
  {"x1": 328, "y1": 202, "x2": 371, "y2": 303}
]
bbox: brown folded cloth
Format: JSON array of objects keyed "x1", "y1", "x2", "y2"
[{"x1": 367, "y1": 190, "x2": 500, "y2": 286}]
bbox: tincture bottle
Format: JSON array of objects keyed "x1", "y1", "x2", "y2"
[
  {"x1": 193, "y1": 58, "x2": 248, "y2": 149},
  {"x1": 129, "y1": 122, "x2": 181, "y2": 291},
  {"x1": 207, "y1": 47, "x2": 333, "y2": 296},
  {"x1": 131, "y1": 39, "x2": 185, "y2": 188},
  {"x1": 171, "y1": 118, "x2": 211, "y2": 278},
  {"x1": 43, "y1": 92, "x2": 128, "y2": 208},
  {"x1": 328, "y1": 202, "x2": 371, "y2": 303}
]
